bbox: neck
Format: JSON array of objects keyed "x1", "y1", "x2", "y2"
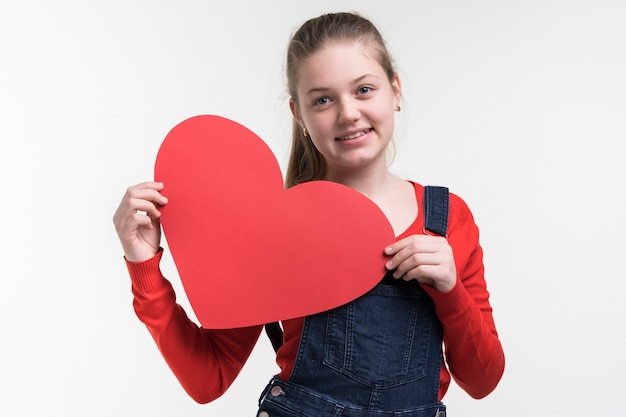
[{"x1": 324, "y1": 161, "x2": 397, "y2": 201}]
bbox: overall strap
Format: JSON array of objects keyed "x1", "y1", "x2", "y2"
[
  {"x1": 264, "y1": 321, "x2": 283, "y2": 353},
  {"x1": 423, "y1": 186, "x2": 449, "y2": 237}
]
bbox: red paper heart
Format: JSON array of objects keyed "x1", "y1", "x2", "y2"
[{"x1": 154, "y1": 115, "x2": 394, "y2": 328}]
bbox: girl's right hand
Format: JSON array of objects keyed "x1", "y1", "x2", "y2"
[{"x1": 113, "y1": 182, "x2": 168, "y2": 262}]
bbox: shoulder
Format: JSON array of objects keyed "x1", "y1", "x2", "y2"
[
  {"x1": 448, "y1": 190, "x2": 480, "y2": 248},
  {"x1": 449, "y1": 191, "x2": 474, "y2": 222}
]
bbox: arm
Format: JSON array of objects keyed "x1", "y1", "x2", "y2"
[
  {"x1": 422, "y1": 193, "x2": 505, "y2": 399},
  {"x1": 114, "y1": 182, "x2": 262, "y2": 403},
  {"x1": 127, "y1": 251, "x2": 262, "y2": 403},
  {"x1": 384, "y1": 192, "x2": 504, "y2": 398}
]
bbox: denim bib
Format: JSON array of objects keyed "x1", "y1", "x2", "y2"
[{"x1": 257, "y1": 186, "x2": 449, "y2": 417}]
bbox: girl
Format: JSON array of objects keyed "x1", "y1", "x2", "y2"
[{"x1": 113, "y1": 12, "x2": 504, "y2": 417}]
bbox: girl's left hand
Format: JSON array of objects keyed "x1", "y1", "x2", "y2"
[{"x1": 384, "y1": 235, "x2": 457, "y2": 293}]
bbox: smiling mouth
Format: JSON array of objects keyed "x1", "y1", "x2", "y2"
[{"x1": 336, "y1": 128, "x2": 372, "y2": 141}]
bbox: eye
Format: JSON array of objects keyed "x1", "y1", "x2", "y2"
[
  {"x1": 357, "y1": 86, "x2": 373, "y2": 95},
  {"x1": 314, "y1": 96, "x2": 330, "y2": 106}
]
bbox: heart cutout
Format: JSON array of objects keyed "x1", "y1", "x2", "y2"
[{"x1": 154, "y1": 115, "x2": 394, "y2": 329}]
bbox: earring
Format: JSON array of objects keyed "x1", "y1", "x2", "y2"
[
  {"x1": 395, "y1": 104, "x2": 401, "y2": 112},
  {"x1": 302, "y1": 127, "x2": 308, "y2": 137}
]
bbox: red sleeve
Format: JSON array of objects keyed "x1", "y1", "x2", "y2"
[
  {"x1": 423, "y1": 193, "x2": 505, "y2": 399},
  {"x1": 125, "y1": 249, "x2": 263, "y2": 404}
]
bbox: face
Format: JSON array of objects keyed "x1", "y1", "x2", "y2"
[{"x1": 290, "y1": 42, "x2": 401, "y2": 177}]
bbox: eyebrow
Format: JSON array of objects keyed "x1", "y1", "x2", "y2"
[{"x1": 304, "y1": 74, "x2": 379, "y2": 96}]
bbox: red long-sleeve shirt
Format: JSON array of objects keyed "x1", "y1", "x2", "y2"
[{"x1": 127, "y1": 183, "x2": 505, "y2": 404}]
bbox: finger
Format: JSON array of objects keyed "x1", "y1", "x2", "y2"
[
  {"x1": 130, "y1": 181, "x2": 165, "y2": 192},
  {"x1": 113, "y1": 201, "x2": 159, "y2": 233},
  {"x1": 126, "y1": 186, "x2": 168, "y2": 207},
  {"x1": 405, "y1": 265, "x2": 455, "y2": 293},
  {"x1": 391, "y1": 252, "x2": 440, "y2": 278},
  {"x1": 127, "y1": 197, "x2": 163, "y2": 219},
  {"x1": 121, "y1": 186, "x2": 168, "y2": 217},
  {"x1": 400, "y1": 263, "x2": 441, "y2": 280},
  {"x1": 385, "y1": 239, "x2": 436, "y2": 271},
  {"x1": 115, "y1": 208, "x2": 154, "y2": 234},
  {"x1": 385, "y1": 244, "x2": 413, "y2": 271},
  {"x1": 384, "y1": 234, "x2": 439, "y2": 256},
  {"x1": 115, "y1": 183, "x2": 166, "y2": 217},
  {"x1": 132, "y1": 211, "x2": 157, "y2": 230},
  {"x1": 114, "y1": 198, "x2": 161, "y2": 234}
]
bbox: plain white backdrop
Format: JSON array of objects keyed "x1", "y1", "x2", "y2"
[{"x1": 1, "y1": 1, "x2": 624, "y2": 415}]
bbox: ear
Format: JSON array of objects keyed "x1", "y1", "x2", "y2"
[
  {"x1": 289, "y1": 99, "x2": 304, "y2": 129},
  {"x1": 391, "y1": 74, "x2": 402, "y2": 106}
]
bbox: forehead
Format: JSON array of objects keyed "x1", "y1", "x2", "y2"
[{"x1": 296, "y1": 42, "x2": 386, "y2": 92}]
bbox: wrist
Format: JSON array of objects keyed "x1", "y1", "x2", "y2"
[
  {"x1": 124, "y1": 248, "x2": 166, "y2": 293},
  {"x1": 122, "y1": 244, "x2": 160, "y2": 263}
]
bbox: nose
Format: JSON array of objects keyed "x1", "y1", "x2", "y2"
[{"x1": 337, "y1": 97, "x2": 361, "y2": 124}]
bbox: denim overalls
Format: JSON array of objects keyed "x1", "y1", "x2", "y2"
[{"x1": 257, "y1": 186, "x2": 449, "y2": 417}]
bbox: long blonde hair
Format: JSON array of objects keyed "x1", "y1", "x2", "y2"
[{"x1": 284, "y1": 12, "x2": 398, "y2": 188}]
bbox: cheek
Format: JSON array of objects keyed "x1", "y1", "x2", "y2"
[
  {"x1": 373, "y1": 105, "x2": 396, "y2": 129},
  {"x1": 308, "y1": 135, "x2": 329, "y2": 155},
  {"x1": 305, "y1": 114, "x2": 333, "y2": 138}
]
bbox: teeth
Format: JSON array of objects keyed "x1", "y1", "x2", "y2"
[{"x1": 338, "y1": 130, "x2": 368, "y2": 141}]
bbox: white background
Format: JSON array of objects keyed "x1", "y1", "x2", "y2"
[{"x1": 1, "y1": 1, "x2": 624, "y2": 415}]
